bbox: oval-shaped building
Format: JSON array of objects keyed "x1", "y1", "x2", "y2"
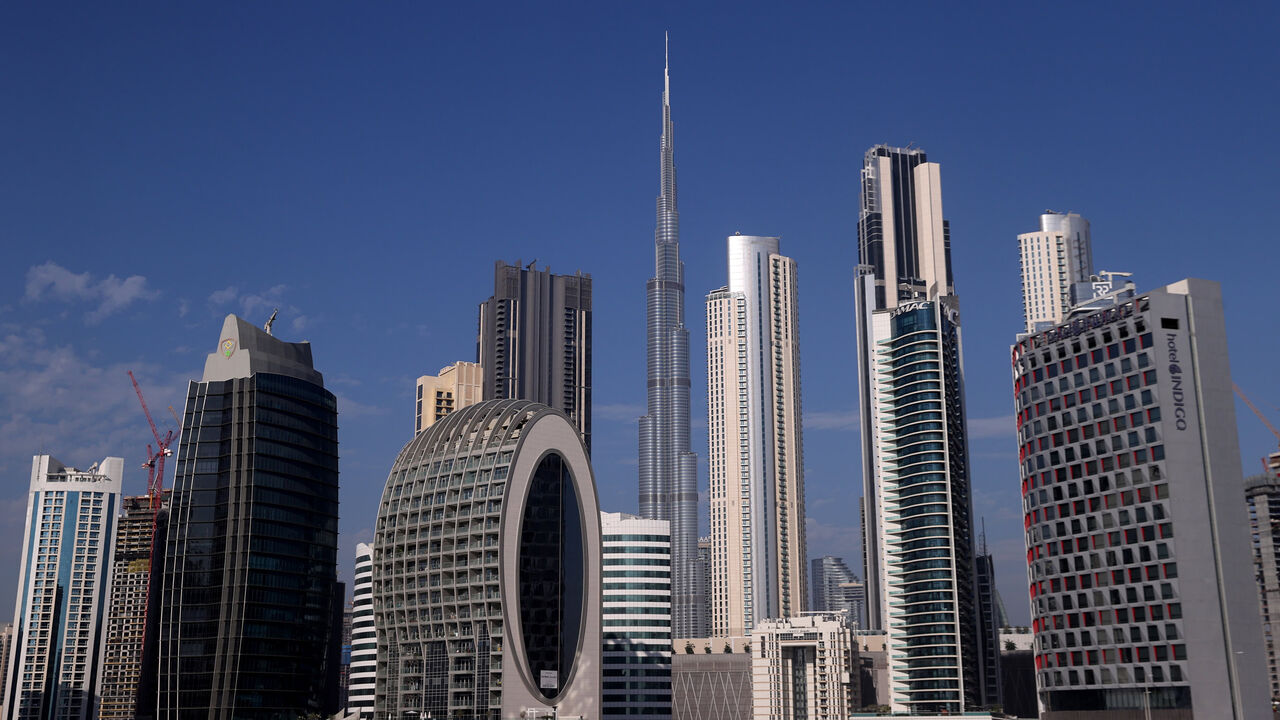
[{"x1": 372, "y1": 399, "x2": 601, "y2": 720}]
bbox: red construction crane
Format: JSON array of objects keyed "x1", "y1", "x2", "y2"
[
  {"x1": 128, "y1": 370, "x2": 178, "y2": 510},
  {"x1": 1233, "y1": 383, "x2": 1280, "y2": 475},
  {"x1": 127, "y1": 370, "x2": 179, "y2": 683}
]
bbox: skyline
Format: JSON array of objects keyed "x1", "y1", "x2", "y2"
[{"x1": 2, "y1": 2, "x2": 1279, "y2": 629}]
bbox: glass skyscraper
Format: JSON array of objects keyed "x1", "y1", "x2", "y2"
[
  {"x1": 854, "y1": 145, "x2": 992, "y2": 712},
  {"x1": 638, "y1": 39, "x2": 703, "y2": 638},
  {"x1": 154, "y1": 314, "x2": 342, "y2": 719}
]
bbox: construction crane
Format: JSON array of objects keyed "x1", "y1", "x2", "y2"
[
  {"x1": 127, "y1": 370, "x2": 179, "y2": 691},
  {"x1": 1233, "y1": 383, "x2": 1280, "y2": 475},
  {"x1": 128, "y1": 370, "x2": 178, "y2": 511}
]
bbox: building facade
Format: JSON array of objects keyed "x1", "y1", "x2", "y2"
[
  {"x1": 478, "y1": 261, "x2": 592, "y2": 450},
  {"x1": 372, "y1": 399, "x2": 602, "y2": 720},
  {"x1": 5, "y1": 455, "x2": 123, "y2": 720},
  {"x1": 856, "y1": 143, "x2": 953, "y2": 636},
  {"x1": 1018, "y1": 211, "x2": 1094, "y2": 333},
  {"x1": 1012, "y1": 279, "x2": 1270, "y2": 718},
  {"x1": 750, "y1": 613, "x2": 858, "y2": 720},
  {"x1": 155, "y1": 314, "x2": 343, "y2": 719},
  {"x1": 0, "y1": 623, "x2": 11, "y2": 713},
  {"x1": 697, "y1": 537, "x2": 711, "y2": 632},
  {"x1": 974, "y1": 551, "x2": 1003, "y2": 710},
  {"x1": 600, "y1": 512, "x2": 671, "y2": 719},
  {"x1": 809, "y1": 556, "x2": 865, "y2": 628},
  {"x1": 98, "y1": 494, "x2": 158, "y2": 719},
  {"x1": 348, "y1": 543, "x2": 376, "y2": 719},
  {"x1": 854, "y1": 144, "x2": 992, "y2": 712},
  {"x1": 1246, "y1": 465, "x2": 1280, "y2": 701},
  {"x1": 707, "y1": 234, "x2": 807, "y2": 637},
  {"x1": 415, "y1": 361, "x2": 484, "y2": 435},
  {"x1": 671, "y1": 637, "x2": 751, "y2": 720},
  {"x1": 637, "y1": 40, "x2": 704, "y2": 641}
]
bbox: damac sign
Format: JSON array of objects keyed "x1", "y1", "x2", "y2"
[
  {"x1": 1033, "y1": 303, "x2": 1133, "y2": 347},
  {"x1": 1167, "y1": 333, "x2": 1188, "y2": 431},
  {"x1": 890, "y1": 301, "x2": 931, "y2": 318}
]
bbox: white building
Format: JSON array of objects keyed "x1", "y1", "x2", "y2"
[
  {"x1": 601, "y1": 512, "x2": 671, "y2": 719},
  {"x1": 1013, "y1": 278, "x2": 1270, "y2": 718},
  {"x1": 706, "y1": 234, "x2": 807, "y2": 637},
  {"x1": 1018, "y1": 211, "x2": 1093, "y2": 333},
  {"x1": 5, "y1": 455, "x2": 123, "y2": 720},
  {"x1": 750, "y1": 613, "x2": 857, "y2": 720},
  {"x1": 347, "y1": 543, "x2": 375, "y2": 719}
]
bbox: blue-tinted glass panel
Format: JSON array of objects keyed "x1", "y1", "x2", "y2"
[{"x1": 518, "y1": 452, "x2": 584, "y2": 701}]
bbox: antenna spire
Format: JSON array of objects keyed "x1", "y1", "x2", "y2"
[{"x1": 664, "y1": 31, "x2": 670, "y2": 100}]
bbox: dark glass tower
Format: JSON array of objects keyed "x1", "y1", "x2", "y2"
[
  {"x1": 478, "y1": 261, "x2": 592, "y2": 450},
  {"x1": 638, "y1": 36, "x2": 703, "y2": 638},
  {"x1": 155, "y1": 315, "x2": 342, "y2": 719}
]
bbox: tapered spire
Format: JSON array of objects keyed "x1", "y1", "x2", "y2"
[
  {"x1": 640, "y1": 33, "x2": 704, "y2": 637},
  {"x1": 664, "y1": 31, "x2": 670, "y2": 101}
]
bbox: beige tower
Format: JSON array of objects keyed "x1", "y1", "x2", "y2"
[
  {"x1": 706, "y1": 234, "x2": 806, "y2": 637},
  {"x1": 1018, "y1": 210, "x2": 1092, "y2": 332},
  {"x1": 414, "y1": 360, "x2": 483, "y2": 434}
]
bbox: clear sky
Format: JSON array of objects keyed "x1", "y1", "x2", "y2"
[{"x1": 2, "y1": 2, "x2": 1278, "y2": 625}]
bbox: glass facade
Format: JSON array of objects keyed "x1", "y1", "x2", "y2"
[
  {"x1": 157, "y1": 371, "x2": 340, "y2": 719},
  {"x1": 873, "y1": 303, "x2": 979, "y2": 713},
  {"x1": 518, "y1": 452, "x2": 585, "y2": 701}
]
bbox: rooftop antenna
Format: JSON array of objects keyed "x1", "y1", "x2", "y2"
[{"x1": 263, "y1": 307, "x2": 278, "y2": 336}]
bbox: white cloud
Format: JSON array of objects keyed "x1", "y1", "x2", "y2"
[
  {"x1": 207, "y1": 286, "x2": 240, "y2": 305},
  {"x1": 805, "y1": 408, "x2": 860, "y2": 431},
  {"x1": 596, "y1": 403, "x2": 644, "y2": 422},
  {"x1": 206, "y1": 285, "x2": 308, "y2": 333},
  {"x1": 0, "y1": 327, "x2": 191, "y2": 478},
  {"x1": 968, "y1": 414, "x2": 1017, "y2": 439},
  {"x1": 24, "y1": 261, "x2": 157, "y2": 323},
  {"x1": 334, "y1": 394, "x2": 388, "y2": 419},
  {"x1": 804, "y1": 516, "x2": 863, "y2": 564}
]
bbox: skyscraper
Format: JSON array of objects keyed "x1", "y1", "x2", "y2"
[
  {"x1": 974, "y1": 549, "x2": 1003, "y2": 709},
  {"x1": 155, "y1": 314, "x2": 342, "y2": 719},
  {"x1": 0, "y1": 623, "x2": 11, "y2": 712},
  {"x1": 1018, "y1": 211, "x2": 1093, "y2": 333},
  {"x1": 809, "y1": 556, "x2": 865, "y2": 628},
  {"x1": 98, "y1": 494, "x2": 162, "y2": 720},
  {"x1": 600, "y1": 512, "x2": 672, "y2": 719},
  {"x1": 638, "y1": 36, "x2": 704, "y2": 640},
  {"x1": 5, "y1": 455, "x2": 123, "y2": 720},
  {"x1": 1012, "y1": 279, "x2": 1270, "y2": 718},
  {"x1": 1245, "y1": 461, "x2": 1280, "y2": 700},
  {"x1": 478, "y1": 261, "x2": 592, "y2": 449},
  {"x1": 854, "y1": 145, "x2": 988, "y2": 712},
  {"x1": 415, "y1": 361, "x2": 483, "y2": 434},
  {"x1": 372, "y1": 399, "x2": 602, "y2": 719},
  {"x1": 707, "y1": 234, "x2": 807, "y2": 636},
  {"x1": 809, "y1": 555, "x2": 856, "y2": 612},
  {"x1": 347, "y1": 543, "x2": 375, "y2": 719}
]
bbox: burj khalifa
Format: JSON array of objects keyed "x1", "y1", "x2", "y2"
[{"x1": 638, "y1": 37, "x2": 705, "y2": 638}]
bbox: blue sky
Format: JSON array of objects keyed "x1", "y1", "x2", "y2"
[{"x1": 2, "y1": 2, "x2": 1278, "y2": 625}]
